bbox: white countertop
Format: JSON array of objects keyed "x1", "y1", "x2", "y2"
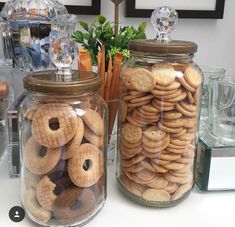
[{"x1": 0, "y1": 153, "x2": 235, "y2": 227}]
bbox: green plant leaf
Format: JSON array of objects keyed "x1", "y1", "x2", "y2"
[
  {"x1": 74, "y1": 31, "x2": 84, "y2": 43},
  {"x1": 79, "y1": 21, "x2": 89, "y2": 31},
  {"x1": 138, "y1": 22, "x2": 147, "y2": 32},
  {"x1": 97, "y1": 15, "x2": 107, "y2": 25}
]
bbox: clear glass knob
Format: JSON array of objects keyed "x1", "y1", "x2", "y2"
[
  {"x1": 151, "y1": 6, "x2": 178, "y2": 42},
  {"x1": 50, "y1": 37, "x2": 77, "y2": 78}
]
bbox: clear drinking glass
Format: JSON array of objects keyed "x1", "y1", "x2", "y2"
[
  {"x1": 199, "y1": 66, "x2": 225, "y2": 134},
  {"x1": 208, "y1": 75, "x2": 235, "y2": 145}
]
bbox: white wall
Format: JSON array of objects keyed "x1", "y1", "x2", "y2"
[{"x1": 80, "y1": 0, "x2": 234, "y2": 74}]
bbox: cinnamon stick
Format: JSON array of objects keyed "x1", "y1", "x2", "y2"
[
  {"x1": 79, "y1": 50, "x2": 92, "y2": 71},
  {"x1": 108, "y1": 53, "x2": 123, "y2": 138},
  {"x1": 105, "y1": 52, "x2": 113, "y2": 101},
  {"x1": 98, "y1": 45, "x2": 106, "y2": 99}
]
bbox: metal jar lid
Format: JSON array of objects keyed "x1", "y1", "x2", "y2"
[
  {"x1": 129, "y1": 6, "x2": 198, "y2": 56},
  {"x1": 23, "y1": 70, "x2": 101, "y2": 95}
]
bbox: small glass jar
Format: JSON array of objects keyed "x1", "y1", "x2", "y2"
[
  {"x1": 18, "y1": 49, "x2": 108, "y2": 225},
  {"x1": 117, "y1": 7, "x2": 203, "y2": 207}
]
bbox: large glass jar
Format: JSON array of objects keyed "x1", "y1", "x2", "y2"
[
  {"x1": 117, "y1": 7, "x2": 203, "y2": 207},
  {"x1": 19, "y1": 68, "x2": 107, "y2": 226}
]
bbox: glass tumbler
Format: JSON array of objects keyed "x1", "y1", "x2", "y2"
[{"x1": 209, "y1": 75, "x2": 235, "y2": 145}]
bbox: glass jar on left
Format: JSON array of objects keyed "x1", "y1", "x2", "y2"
[{"x1": 18, "y1": 69, "x2": 108, "y2": 226}]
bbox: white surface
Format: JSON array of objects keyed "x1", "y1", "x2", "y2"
[{"x1": 0, "y1": 154, "x2": 235, "y2": 227}]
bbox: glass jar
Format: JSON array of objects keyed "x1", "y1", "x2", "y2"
[
  {"x1": 18, "y1": 56, "x2": 107, "y2": 225},
  {"x1": 117, "y1": 7, "x2": 203, "y2": 207}
]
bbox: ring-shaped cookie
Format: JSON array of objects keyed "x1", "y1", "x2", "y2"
[
  {"x1": 24, "y1": 137, "x2": 61, "y2": 175},
  {"x1": 68, "y1": 143, "x2": 104, "y2": 187},
  {"x1": 62, "y1": 117, "x2": 84, "y2": 160},
  {"x1": 53, "y1": 187, "x2": 97, "y2": 225},
  {"x1": 32, "y1": 103, "x2": 78, "y2": 148}
]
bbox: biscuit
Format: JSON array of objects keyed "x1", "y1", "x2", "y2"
[
  {"x1": 184, "y1": 66, "x2": 202, "y2": 88},
  {"x1": 36, "y1": 176, "x2": 57, "y2": 211},
  {"x1": 164, "y1": 162, "x2": 185, "y2": 171},
  {"x1": 142, "y1": 189, "x2": 171, "y2": 202},
  {"x1": 150, "y1": 162, "x2": 169, "y2": 173},
  {"x1": 122, "y1": 145, "x2": 143, "y2": 156},
  {"x1": 151, "y1": 63, "x2": 175, "y2": 86},
  {"x1": 147, "y1": 176, "x2": 168, "y2": 189},
  {"x1": 141, "y1": 160, "x2": 156, "y2": 172},
  {"x1": 68, "y1": 143, "x2": 104, "y2": 187},
  {"x1": 172, "y1": 64, "x2": 188, "y2": 73},
  {"x1": 143, "y1": 138, "x2": 170, "y2": 154},
  {"x1": 178, "y1": 77, "x2": 196, "y2": 92},
  {"x1": 24, "y1": 137, "x2": 61, "y2": 175},
  {"x1": 142, "y1": 134, "x2": 170, "y2": 149},
  {"x1": 62, "y1": 117, "x2": 84, "y2": 160},
  {"x1": 171, "y1": 129, "x2": 187, "y2": 138},
  {"x1": 123, "y1": 92, "x2": 147, "y2": 101},
  {"x1": 143, "y1": 126, "x2": 166, "y2": 141},
  {"x1": 121, "y1": 154, "x2": 145, "y2": 168},
  {"x1": 138, "y1": 107, "x2": 159, "y2": 116},
  {"x1": 187, "y1": 92, "x2": 195, "y2": 104},
  {"x1": 125, "y1": 171, "x2": 155, "y2": 184},
  {"x1": 23, "y1": 188, "x2": 51, "y2": 224},
  {"x1": 120, "y1": 174, "x2": 145, "y2": 197},
  {"x1": 121, "y1": 123, "x2": 142, "y2": 144},
  {"x1": 142, "y1": 150, "x2": 165, "y2": 159},
  {"x1": 136, "y1": 169, "x2": 156, "y2": 182},
  {"x1": 25, "y1": 172, "x2": 40, "y2": 190},
  {"x1": 81, "y1": 108, "x2": 104, "y2": 136},
  {"x1": 53, "y1": 187, "x2": 97, "y2": 225},
  {"x1": 151, "y1": 158, "x2": 171, "y2": 166},
  {"x1": 127, "y1": 115, "x2": 146, "y2": 128},
  {"x1": 155, "y1": 81, "x2": 181, "y2": 91},
  {"x1": 153, "y1": 151, "x2": 181, "y2": 162},
  {"x1": 164, "y1": 173, "x2": 193, "y2": 184},
  {"x1": 84, "y1": 126, "x2": 104, "y2": 148},
  {"x1": 153, "y1": 99, "x2": 175, "y2": 108},
  {"x1": 130, "y1": 94, "x2": 154, "y2": 103},
  {"x1": 152, "y1": 101, "x2": 174, "y2": 112},
  {"x1": 171, "y1": 183, "x2": 192, "y2": 200},
  {"x1": 123, "y1": 163, "x2": 144, "y2": 173},
  {"x1": 175, "y1": 103, "x2": 196, "y2": 117},
  {"x1": 159, "y1": 89, "x2": 182, "y2": 100},
  {"x1": 121, "y1": 101, "x2": 128, "y2": 122},
  {"x1": 179, "y1": 101, "x2": 197, "y2": 112},
  {"x1": 32, "y1": 103, "x2": 78, "y2": 148},
  {"x1": 121, "y1": 68, "x2": 137, "y2": 89},
  {"x1": 158, "y1": 122, "x2": 184, "y2": 134},
  {"x1": 151, "y1": 89, "x2": 178, "y2": 97},
  {"x1": 171, "y1": 138, "x2": 190, "y2": 147},
  {"x1": 162, "y1": 119, "x2": 185, "y2": 128},
  {"x1": 130, "y1": 68, "x2": 156, "y2": 92},
  {"x1": 128, "y1": 99, "x2": 151, "y2": 108},
  {"x1": 164, "y1": 182, "x2": 179, "y2": 194},
  {"x1": 133, "y1": 110, "x2": 160, "y2": 121},
  {"x1": 162, "y1": 111, "x2": 182, "y2": 120},
  {"x1": 122, "y1": 139, "x2": 142, "y2": 149},
  {"x1": 166, "y1": 92, "x2": 187, "y2": 103}
]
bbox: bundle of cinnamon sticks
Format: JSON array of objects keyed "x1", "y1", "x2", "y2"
[{"x1": 79, "y1": 45, "x2": 123, "y2": 139}]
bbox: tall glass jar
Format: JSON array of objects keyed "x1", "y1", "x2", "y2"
[
  {"x1": 117, "y1": 7, "x2": 203, "y2": 207},
  {"x1": 18, "y1": 55, "x2": 107, "y2": 225}
]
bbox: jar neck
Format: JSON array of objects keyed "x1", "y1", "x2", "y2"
[{"x1": 130, "y1": 52, "x2": 194, "y2": 64}]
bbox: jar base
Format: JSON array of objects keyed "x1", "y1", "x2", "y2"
[
  {"x1": 117, "y1": 178, "x2": 192, "y2": 208},
  {"x1": 23, "y1": 199, "x2": 106, "y2": 227}
]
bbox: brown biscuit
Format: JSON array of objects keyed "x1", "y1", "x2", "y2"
[
  {"x1": 81, "y1": 108, "x2": 104, "y2": 136},
  {"x1": 62, "y1": 117, "x2": 84, "y2": 160},
  {"x1": 122, "y1": 145, "x2": 143, "y2": 156},
  {"x1": 125, "y1": 171, "x2": 155, "y2": 184},
  {"x1": 32, "y1": 103, "x2": 78, "y2": 148},
  {"x1": 84, "y1": 126, "x2": 104, "y2": 148},
  {"x1": 184, "y1": 66, "x2": 202, "y2": 88},
  {"x1": 162, "y1": 119, "x2": 185, "y2": 128},
  {"x1": 68, "y1": 143, "x2": 104, "y2": 187},
  {"x1": 130, "y1": 94, "x2": 154, "y2": 103},
  {"x1": 121, "y1": 101, "x2": 128, "y2": 122},
  {"x1": 142, "y1": 189, "x2": 171, "y2": 202},
  {"x1": 142, "y1": 150, "x2": 166, "y2": 159},
  {"x1": 158, "y1": 122, "x2": 184, "y2": 134},
  {"x1": 151, "y1": 158, "x2": 171, "y2": 166},
  {"x1": 143, "y1": 126, "x2": 166, "y2": 141},
  {"x1": 155, "y1": 81, "x2": 181, "y2": 91},
  {"x1": 171, "y1": 183, "x2": 192, "y2": 200},
  {"x1": 153, "y1": 99, "x2": 175, "y2": 108},
  {"x1": 120, "y1": 174, "x2": 145, "y2": 196},
  {"x1": 151, "y1": 89, "x2": 178, "y2": 97},
  {"x1": 122, "y1": 139, "x2": 142, "y2": 149},
  {"x1": 164, "y1": 162, "x2": 185, "y2": 171},
  {"x1": 24, "y1": 137, "x2": 62, "y2": 175},
  {"x1": 179, "y1": 101, "x2": 197, "y2": 112},
  {"x1": 178, "y1": 77, "x2": 196, "y2": 92},
  {"x1": 128, "y1": 99, "x2": 151, "y2": 108},
  {"x1": 162, "y1": 111, "x2": 182, "y2": 120},
  {"x1": 175, "y1": 103, "x2": 196, "y2": 117},
  {"x1": 164, "y1": 173, "x2": 193, "y2": 184},
  {"x1": 123, "y1": 162, "x2": 145, "y2": 173},
  {"x1": 164, "y1": 182, "x2": 179, "y2": 194},
  {"x1": 150, "y1": 162, "x2": 169, "y2": 173},
  {"x1": 136, "y1": 169, "x2": 156, "y2": 182},
  {"x1": 166, "y1": 92, "x2": 187, "y2": 103},
  {"x1": 152, "y1": 102, "x2": 175, "y2": 112},
  {"x1": 130, "y1": 68, "x2": 156, "y2": 92},
  {"x1": 121, "y1": 123, "x2": 142, "y2": 144},
  {"x1": 142, "y1": 134, "x2": 170, "y2": 149},
  {"x1": 171, "y1": 129, "x2": 187, "y2": 138},
  {"x1": 153, "y1": 151, "x2": 181, "y2": 162},
  {"x1": 147, "y1": 176, "x2": 168, "y2": 189},
  {"x1": 143, "y1": 139, "x2": 170, "y2": 154},
  {"x1": 127, "y1": 115, "x2": 146, "y2": 128},
  {"x1": 151, "y1": 63, "x2": 175, "y2": 86},
  {"x1": 187, "y1": 92, "x2": 195, "y2": 104},
  {"x1": 141, "y1": 104, "x2": 159, "y2": 113},
  {"x1": 160, "y1": 89, "x2": 182, "y2": 100},
  {"x1": 121, "y1": 154, "x2": 146, "y2": 168},
  {"x1": 141, "y1": 160, "x2": 156, "y2": 172},
  {"x1": 36, "y1": 176, "x2": 57, "y2": 211}
]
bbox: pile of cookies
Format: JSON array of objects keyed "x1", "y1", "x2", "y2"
[
  {"x1": 119, "y1": 63, "x2": 202, "y2": 205},
  {"x1": 21, "y1": 102, "x2": 105, "y2": 225}
]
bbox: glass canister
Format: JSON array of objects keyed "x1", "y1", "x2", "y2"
[
  {"x1": 117, "y1": 7, "x2": 203, "y2": 207},
  {"x1": 18, "y1": 40, "x2": 107, "y2": 226}
]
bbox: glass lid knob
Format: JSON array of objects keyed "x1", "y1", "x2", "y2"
[
  {"x1": 151, "y1": 6, "x2": 178, "y2": 42},
  {"x1": 50, "y1": 37, "x2": 77, "y2": 78}
]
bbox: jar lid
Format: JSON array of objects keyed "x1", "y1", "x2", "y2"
[
  {"x1": 24, "y1": 70, "x2": 101, "y2": 95},
  {"x1": 129, "y1": 6, "x2": 198, "y2": 55}
]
